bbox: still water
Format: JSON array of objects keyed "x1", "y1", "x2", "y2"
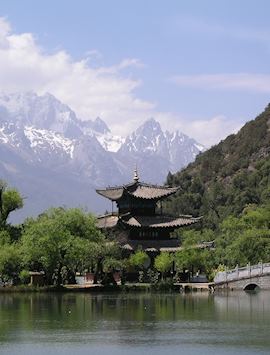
[{"x1": 0, "y1": 291, "x2": 270, "y2": 355}]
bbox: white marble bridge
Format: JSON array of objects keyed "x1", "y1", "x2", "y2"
[{"x1": 214, "y1": 262, "x2": 270, "y2": 290}]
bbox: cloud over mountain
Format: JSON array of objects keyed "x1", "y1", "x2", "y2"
[
  {"x1": 0, "y1": 17, "x2": 242, "y2": 146},
  {"x1": 0, "y1": 92, "x2": 205, "y2": 221},
  {"x1": 0, "y1": 17, "x2": 154, "y2": 136}
]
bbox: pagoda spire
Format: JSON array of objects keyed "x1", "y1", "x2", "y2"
[{"x1": 133, "y1": 165, "x2": 139, "y2": 182}]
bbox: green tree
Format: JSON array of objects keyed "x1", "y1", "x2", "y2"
[
  {"x1": 19, "y1": 269, "x2": 30, "y2": 285},
  {"x1": 0, "y1": 243, "x2": 22, "y2": 284},
  {"x1": 0, "y1": 181, "x2": 23, "y2": 228},
  {"x1": 129, "y1": 250, "x2": 148, "y2": 270},
  {"x1": 227, "y1": 229, "x2": 270, "y2": 266},
  {"x1": 214, "y1": 203, "x2": 270, "y2": 268},
  {"x1": 21, "y1": 208, "x2": 105, "y2": 286},
  {"x1": 165, "y1": 105, "x2": 270, "y2": 228},
  {"x1": 93, "y1": 241, "x2": 122, "y2": 284},
  {"x1": 175, "y1": 248, "x2": 205, "y2": 274},
  {"x1": 154, "y1": 252, "x2": 173, "y2": 279},
  {"x1": 0, "y1": 230, "x2": 11, "y2": 245}
]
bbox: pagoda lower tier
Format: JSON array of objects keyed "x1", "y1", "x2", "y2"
[{"x1": 97, "y1": 212, "x2": 201, "y2": 252}]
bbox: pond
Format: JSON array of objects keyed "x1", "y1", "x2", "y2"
[{"x1": 0, "y1": 291, "x2": 270, "y2": 354}]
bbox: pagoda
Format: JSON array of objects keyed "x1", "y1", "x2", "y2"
[{"x1": 96, "y1": 169, "x2": 201, "y2": 253}]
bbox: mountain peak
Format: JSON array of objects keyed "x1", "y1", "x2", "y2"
[
  {"x1": 118, "y1": 116, "x2": 203, "y2": 169},
  {"x1": 141, "y1": 117, "x2": 161, "y2": 130},
  {"x1": 0, "y1": 91, "x2": 83, "y2": 138},
  {"x1": 92, "y1": 117, "x2": 110, "y2": 134},
  {"x1": 134, "y1": 118, "x2": 162, "y2": 139},
  {"x1": 0, "y1": 91, "x2": 207, "y2": 221}
]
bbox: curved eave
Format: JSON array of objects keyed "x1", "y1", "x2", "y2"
[
  {"x1": 96, "y1": 188, "x2": 124, "y2": 201},
  {"x1": 120, "y1": 216, "x2": 202, "y2": 229},
  {"x1": 97, "y1": 214, "x2": 119, "y2": 228}
]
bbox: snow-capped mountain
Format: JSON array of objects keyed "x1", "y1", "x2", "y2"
[
  {"x1": 0, "y1": 92, "x2": 125, "y2": 153},
  {"x1": 79, "y1": 117, "x2": 124, "y2": 152},
  {"x1": 0, "y1": 92, "x2": 83, "y2": 138},
  {"x1": 120, "y1": 118, "x2": 167, "y2": 154},
  {"x1": 0, "y1": 121, "x2": 74, "y2": 168},
  {"x1": 0, "y1": 92, "x2": 205, "y2": 221},
  {"x1": 118, "y1": 118, "x2": 204, "y2": 178}
]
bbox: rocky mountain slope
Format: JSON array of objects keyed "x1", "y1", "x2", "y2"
[
  {"x1": 0, "y1": 92, "x2": 204, "y2": 221},
  {"x1": 165, "y1": 104, "x2": 270, "y2": 229}
]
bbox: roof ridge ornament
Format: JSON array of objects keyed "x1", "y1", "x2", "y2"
[{"x1": 133, "y1": 165, "x2": 139, "y2": 182}]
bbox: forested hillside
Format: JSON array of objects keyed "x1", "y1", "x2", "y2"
[{"x1": 165, "y1": 104, "x2": 270, "y2": 229}]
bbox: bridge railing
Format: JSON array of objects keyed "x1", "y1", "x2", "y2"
[{"x1": 214, "y1": 262, "x2": 270, "y2": 283}]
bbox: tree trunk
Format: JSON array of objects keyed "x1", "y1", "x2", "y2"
[
  {"x1": 94, "y1": 258, "x2": 103, "y2": 284},
  {"x1": 56, "y1": 263, "x2": 63, "y2": 287}
]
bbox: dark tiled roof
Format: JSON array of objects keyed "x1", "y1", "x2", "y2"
[
  {"x1": 96, "y1": 181, "x2": 180, "y2": 201},
  {"x1": 126, "y1": 185, "x2": 179, "y2": 199},
  {"x1": 121, "y1": 214, "x2": 201, "y2": 228}
]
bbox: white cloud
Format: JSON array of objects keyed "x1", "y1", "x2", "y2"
[
  {"x1": 170, "y1": 73, "x2": 270, "y2": 93},
  {"x1": 180, "y1": 115, "x2": 243, "y2": 147},
  {"x1": 0, "y1": 16, "x2": 11, "y2": 48},
  {"x1": 0, "y1": 17, "x2": 154, "y2": 136},
  {"x1": 155, "y1": 112, "x2": 242, "y2": 147},
  {"x1": 0, "y1": 17, "x2": 243, "y2": 146}
]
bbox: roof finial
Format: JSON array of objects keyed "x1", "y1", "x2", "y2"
[{"x1": 133, "y1": 165, "x2": 139, "y2": 182}]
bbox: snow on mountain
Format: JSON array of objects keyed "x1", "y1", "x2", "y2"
[
  {"x1": 95, "y1": 132, "x2": 124, "y2": 152},
  {"x1": 120, "y1": 118, "x2": 166, "y2": 154},
  {"x1": 0, "y1": 92, "x2": 83, "y2": 138},
  {"x1": 0, "y1": 92, "x2": 124, "y2": 153},
  {"x1": 79, "y1": 117, "x2": 124, "y2": 152},
  {"x1": 24, "y1": 126, "x2": 75, "y2": 159},
  {"x1": 0, "y1": 91, "x2": 206, "y2": 220},
  {"x1": 118, "y1": 118, "x2": 205, "y2": 174},
  {"x1": 0, "y1": 120, "x2": 74, "y2": 169},
  {"x1": 0, "y1": 121, "x2": 30, "y2": 151},
  {"x1": 164, "y1": 130, "x2": 205, "y2": 171},
  {"x1": 0, "y1": 93, "x2": 204, "y2": 175}
]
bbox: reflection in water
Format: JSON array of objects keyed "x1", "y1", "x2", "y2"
[
  {"x1": 0, "y1": 292, "x2": 270, "y2": 354},
  {"x1": 214, "y1": 291, "x2": 270, "y2": 323}
]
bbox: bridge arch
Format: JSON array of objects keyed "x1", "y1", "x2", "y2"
[{"x1": 243, "y1": 283, "x2": 260, "y2": 291}]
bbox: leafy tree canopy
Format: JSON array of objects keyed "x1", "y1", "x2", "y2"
[
  {"x1": 0, "y1": 243, "x2": 22, "y2": 284},
  {"x1": 154, "y1": 252, "x2": 173, "y2": 275},
  {"x1": 21, "y1": 208, "x2": 105, "y2": 285},
  {"x1": 0, "y1": 180, "x2": 23, "y2": 228},
  {"x1": 129, "y1": 250, "x2": 148, "y2": 270},
  {"x1": 165, "y1": 105, "x2": 270, "y2": 229}
]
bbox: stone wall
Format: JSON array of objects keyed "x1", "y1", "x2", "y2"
[{"x1": 215, "y1": 273, "x2": 270, "y2": 290}]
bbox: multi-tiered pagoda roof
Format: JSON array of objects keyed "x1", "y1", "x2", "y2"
[{"x1": 96, "y1": 169, "x2": 201, "y2": 252}]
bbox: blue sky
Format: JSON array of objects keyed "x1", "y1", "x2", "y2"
[{"x1": 1, "y1": 0, "x2": 270, "y2": 146}]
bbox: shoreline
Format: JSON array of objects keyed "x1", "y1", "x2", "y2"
[{"x1": 0, "y1": 282, "x2": 215, "y2": 293}]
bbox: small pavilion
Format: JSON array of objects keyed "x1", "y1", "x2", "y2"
[{"x1": 96, "y1": 169, "x2": 201, "y2": 255}]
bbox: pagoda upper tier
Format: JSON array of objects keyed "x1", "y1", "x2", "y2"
[
  {"x1": 96, "y1": 181, "x2": 179, "y2": 202},
  {"x1": 96, "y1": 170, "x2": 181, "y2": 216}
]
